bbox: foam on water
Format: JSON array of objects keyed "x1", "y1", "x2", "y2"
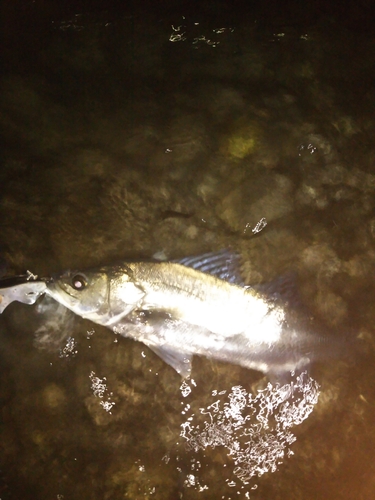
[{"x1": 180, "y1": 372, "x2": 320, "y2": 486}]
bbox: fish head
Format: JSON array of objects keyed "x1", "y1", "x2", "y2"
[
  {"x1": 46, "y1": 266, "x2": 145, "y2": 326},
  {"x1": 46, "y1": 269, "x2": 110, "y2": 321}
]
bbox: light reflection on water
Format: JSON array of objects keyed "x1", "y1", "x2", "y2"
[{"x1": 179, "y1": 373, "x2": 320, "y2": 493}]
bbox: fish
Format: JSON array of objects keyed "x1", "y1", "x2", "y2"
[
  {"x1": 0, "y1": 275, "x2": 47, "y2": 314},
  {"x1": 44, "y1": 250, "x2": 344, "y2": 378}
]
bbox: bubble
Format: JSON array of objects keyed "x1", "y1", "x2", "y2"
[
  {"x1": 89, "y1": 371, "x2": 115, "y2": 414},
  {"x1": 180, "y1": 380, "x2": 192, "y2": 397},
  {"x1": 59, "y1": 337, "x2": 78, "y2": 358}
]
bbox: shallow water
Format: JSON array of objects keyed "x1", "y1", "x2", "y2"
[{"x1": 1, "y1": 1, "x2": 375, "y2": 499}]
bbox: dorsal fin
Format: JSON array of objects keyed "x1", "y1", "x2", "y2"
[
  {"x1": 254, "y1": 272, "x2": 301, "y2": 308},
  {"x1": 173, "y1": 249, "x2": 244, "y2": 286}
]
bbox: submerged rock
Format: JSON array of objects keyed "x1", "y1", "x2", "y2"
[
  {"x1": 42, "y1": 383, "x2": 67, "y2": 410},
  {"x1": 217, "y1": 173, "x2": 293, "y2": 233}
]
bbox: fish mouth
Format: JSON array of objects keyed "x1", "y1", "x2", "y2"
[{"x1": 45, "y1": 280, "x2": 61, "y2": 297}]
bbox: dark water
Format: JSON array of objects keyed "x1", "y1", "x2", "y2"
[{"x1": 1, "y1": 1, "x2": 375, "y2": 498}]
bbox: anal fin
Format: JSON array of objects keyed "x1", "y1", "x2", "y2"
[{"x1": 147, "y1": 344, "x2": 192, "y2": 378}]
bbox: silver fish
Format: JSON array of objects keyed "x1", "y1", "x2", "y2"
[{"x1": 45, "y1": 250, "x2": 338, "y2": 378}]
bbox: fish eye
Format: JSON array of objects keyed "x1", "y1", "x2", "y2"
[{"x1": 71, "y1": 274, "x2": 87, "y2": 290}]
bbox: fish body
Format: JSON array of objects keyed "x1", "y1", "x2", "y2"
[
  {"x1": 120, "y1": 260, "x2": 277, "y2": 337},
  {"x1": 45, "y1": 251, "x2": 336, "y2": 377},
  {"x1": 113, "y1": 311, "x2": 315, "y2": 378}
]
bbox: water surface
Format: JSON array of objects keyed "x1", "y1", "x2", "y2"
[{"x1": 1, "y1": 2, "x2": 375, "y2": 498}]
